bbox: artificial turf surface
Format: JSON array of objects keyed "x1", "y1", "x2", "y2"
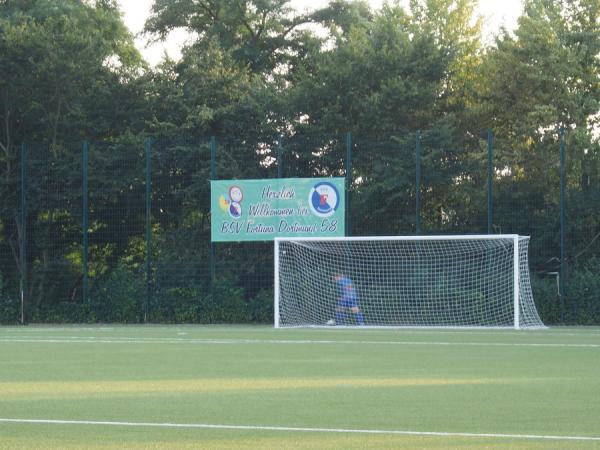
[{"x1": 0, "y1": 325, "x2": 599, "y2": 449}]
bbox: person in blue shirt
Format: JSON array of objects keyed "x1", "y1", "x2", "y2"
[{"x1": 333, "y1": 274, "x2": 365, "y2": 325}]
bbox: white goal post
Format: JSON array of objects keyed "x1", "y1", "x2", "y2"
[{"x1": 274, "y1": 235, "x2": 545, "y2": 329}]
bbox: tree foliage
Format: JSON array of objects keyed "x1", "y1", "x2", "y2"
[
  {"x1": 0, "y1": 0, "x2": 144, "y2": 149},
  {"x1": 0, "y1": 0, "x2": 598, "y2": 324},
  {"x1": 145, "y1": 0, "x2": 322, "y2": 74},
  {"x1": 0, "y1": 0, "x2": 145, "y2": 317},
  {"x1": 479, "y1": 0, "x2": 599, "y2": 268}
]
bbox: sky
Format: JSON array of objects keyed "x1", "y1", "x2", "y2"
[{"x1": 118, "y1": 0, "x2": 524, "y2": 67}]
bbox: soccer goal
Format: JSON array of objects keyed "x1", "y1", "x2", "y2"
[{"x1": 274, "y1": 235, "x2": 545, "y2": 329}]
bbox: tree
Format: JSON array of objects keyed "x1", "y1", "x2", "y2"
[
  {"x1": 282, "y1": 1, "x2": 483, "y2": 234},
  {"x1": 144, "y1": 0, "x2": 321, "y2": 74},
  {"x1": 0, "y1": 0, "x2": 144, "y2": 148},
  {"x1": 0, "y1": 0, "x2": 145, "y2": 318},
  {"x1": 478, "y1": 0, "x2": 600, "y2": 268},
  {"x1": 481, "y1": 0, "x2": 599, "y2": 139},
  {"x1": 146, "y1": 40, "x2": 278, "y2": 141}
]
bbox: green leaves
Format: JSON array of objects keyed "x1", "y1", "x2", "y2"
[
  {"x1": 0, "y1": 0, "x2": 598, "y2": 322},
  {"x1": 145, "y1": 0, "x2": 317, "y2": 74},
  {"x1": 482, "y1": 0, "x2": 599, "y2": 138},
  {"x1": 0, "y1": 0, "x2": 144, "y2": 148}
]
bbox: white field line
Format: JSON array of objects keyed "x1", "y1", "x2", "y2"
[
  {"x1": 3, "y1": 327, "x2": 599, "y2": 338},
  {"x1": 0, "y1": 418, "x2": 599, "y2": 442},
  {"x1": 3, "y1": 327, "x2": 600, "y2": 336},
  {"x1": 3, "y1": 326, "x2": 599, "y2": 335},
  {"x1": 0, "y1": 336, "x2": 598, "y2": 348}
]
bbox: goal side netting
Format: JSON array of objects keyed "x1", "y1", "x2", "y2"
[{"x1": 274, "y1": 235, "x2": 544, "y2": 329}]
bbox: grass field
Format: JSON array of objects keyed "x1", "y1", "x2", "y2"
[{"x1": 0, "y1": 325, "x2": 599, "y2": 449}]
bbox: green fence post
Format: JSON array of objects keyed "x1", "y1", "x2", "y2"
[
  {"x1": 345, "y1": 132, "x2": 352, "y2": 237},
  {"x1": 210, "y1": 137, "x2": 217, "y2": 287},
  {"x1": 487, "y1": 129, "x2": 493, "y2": 234},
  {"x1": 559, "y1": 128, "x2": 566, "y2": 322},
  {"x1": 82, "y1": 141, "x2": 89, "y2": 303},
  {"x1": 20, "y1": 143, "x2": 27, "y2": 324},
  {"x1": 145, "y1": 138, "x2": 152, "y2": 322},
  {"x1": 415, "y1": 130, "x2": 422, "y2": 235},
  {"x1": 277, "y1": 135, "x2": 284, "y2": 178}
]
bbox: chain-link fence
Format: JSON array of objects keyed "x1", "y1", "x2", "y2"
[{"x1": 0, "y1": 130, "x2": 598, "y2": 324}]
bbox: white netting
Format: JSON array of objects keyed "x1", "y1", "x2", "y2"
[{"x1": 275, "y1": 236, "x2": 544, "y2": 329}]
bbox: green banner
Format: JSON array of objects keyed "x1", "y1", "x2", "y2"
[{"x1": 211, "y1": 178, "x2": 345, "y2": 242}]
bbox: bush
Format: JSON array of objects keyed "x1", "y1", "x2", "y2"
[
  {"x1": 565, "y1": 258, "x2": 600, "y2": 325},
  {"x1": 89, "y1": 265, "x2": 145, "y2": 323},
  {"x1": 210, "y1": 279, "x2": 248, "y2": 323},
  {"x1": 26, "y1": 266, "x2": 145, "y2": 323},
  {"x1": 530, "y1": 259, "x2": 600, "y2": 326},
  {"x1": 149, "y1": 277, "x2": 250, "y2": 324},
  {"x1": 247, "y1": 288, "x2": 273, "y2": 323},
  {"x1": 31, "y1": 302, "x2": 94, "y2": 323},
  {"x1": 531, "y1": 275, "x2": 562, "y2": 325},
  {"x1": 0, "y1": 273, "x2": 20, "y2": 324},
  {"x1": 149, "y1": 286, "x2": 204, "y2": 323}
]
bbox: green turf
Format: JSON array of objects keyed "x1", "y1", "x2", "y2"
[{"x1": 0, "y1": 325, "x2": 599, "y2": 449}]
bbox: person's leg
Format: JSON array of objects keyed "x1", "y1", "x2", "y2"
[{"x1": 350, "y1": 306, "x2": 365, "y2": 325}]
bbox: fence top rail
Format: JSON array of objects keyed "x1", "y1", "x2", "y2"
[{"x1": 275, "y1": 234, "x2": 525, "y2": 243}]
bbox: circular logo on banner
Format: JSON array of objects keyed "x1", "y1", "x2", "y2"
[
  {"x1": 229, "y1": 201, "x2": 242, "y2": 218},
  {"x1": 220, "y1": 185, "x2": 244, "y2": 219},
  {"x1": 309, "y1": 182, "x2": 340, "y2": 217},
  {"x1": 229, "y1": 186, "x2": 243, "y2": 203}
]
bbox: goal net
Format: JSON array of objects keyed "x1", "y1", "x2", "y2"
[{"x1": 274, "y1": 235, "x2": 544, "y2": 329}]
